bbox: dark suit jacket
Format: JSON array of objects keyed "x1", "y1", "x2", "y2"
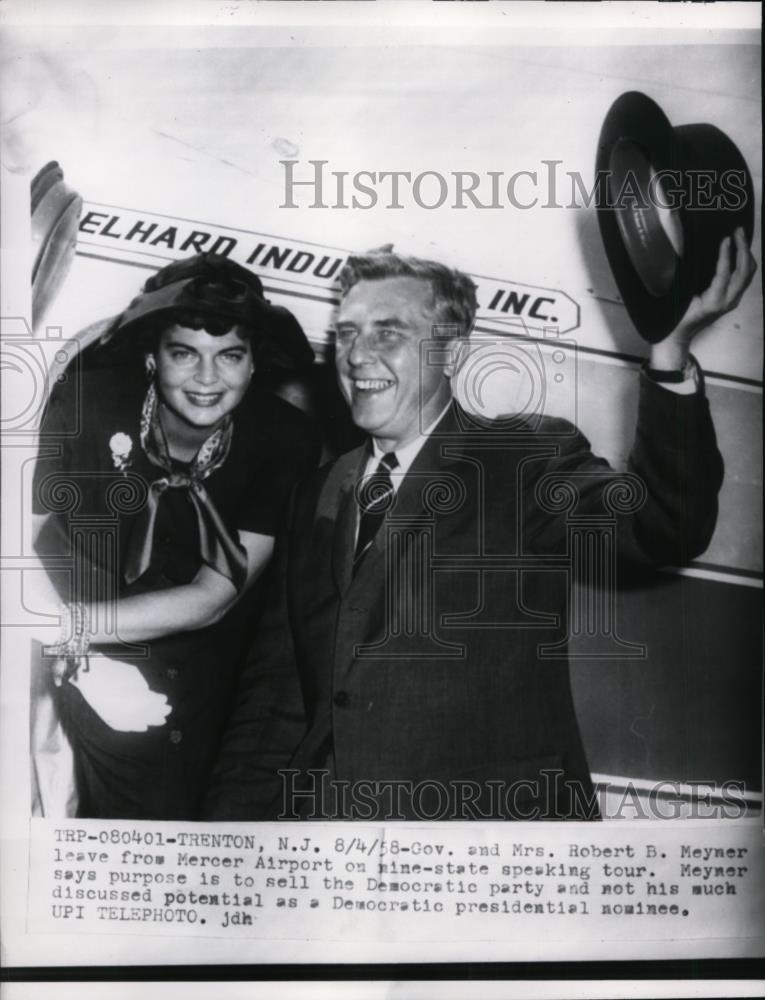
[{"x1": 204, "y1": 374, "x2": 723, "y2": 820}]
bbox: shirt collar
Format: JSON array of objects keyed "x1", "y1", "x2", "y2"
[{"x1": 370, "y1": 398, "x2": 453, "y2": 478}]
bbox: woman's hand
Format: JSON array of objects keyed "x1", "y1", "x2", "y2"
[
  {"x1": 650, "y1": 227, "x2": 757, "y2": 370},
  {"x1": 68, "y1": 657, "x2": 172, "y2": 732}
]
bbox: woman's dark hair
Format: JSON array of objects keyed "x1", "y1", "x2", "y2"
[
  {"x1": 91, "y1": 306, "x2": 262, "y2": 373},
  {"x1": 124, "y1": 309, "x2": 260, "y2": 358}
]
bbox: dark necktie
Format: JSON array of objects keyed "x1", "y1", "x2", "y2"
[{"x1": 354, "y1": 451, "x2": 399, "y2": 571}]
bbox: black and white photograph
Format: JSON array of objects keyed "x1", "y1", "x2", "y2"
[{"x1": 1, "y1": 0, "x2": 763, "y2": 989}]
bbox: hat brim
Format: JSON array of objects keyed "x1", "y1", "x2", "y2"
[{"x1": 31, "y1": 163, "x2": 83, "y2": 331}]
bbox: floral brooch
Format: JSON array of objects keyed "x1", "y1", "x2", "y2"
[{"x1": 109, "y1": 432, "x2": 133, "y2": 472}]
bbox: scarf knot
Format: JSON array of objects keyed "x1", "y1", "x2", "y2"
[{"x1": 122, "y1": 383, "x2": 248, "y2": 591}]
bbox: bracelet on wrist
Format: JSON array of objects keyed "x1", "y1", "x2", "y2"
[{"x1": 44, "y1": 602, "x2": 91, "y2": 660}]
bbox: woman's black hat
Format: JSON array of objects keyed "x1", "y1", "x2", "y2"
[
  {"x1": 596, "y1": 91, "x2": 754, "y2": 343},
  {"x1": 114, "y1": 252, "x2": 315, "y2": 368}
]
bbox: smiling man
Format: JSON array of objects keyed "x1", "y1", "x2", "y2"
[
  {"x1": 334, "y1": 272, "x2": 465, "y2": 451},
  {"x1": 205, "y1": 242, "x2": 755, "y2": 822}
]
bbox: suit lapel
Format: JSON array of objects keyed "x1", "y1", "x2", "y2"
[
  {"x1": 352, "y1": 403, "x2": 468, "y2": 583},
  {"x1": 330, "y1": 446, "x2": 368, "y2": 594}
]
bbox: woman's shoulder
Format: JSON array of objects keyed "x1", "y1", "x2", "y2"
[
  {"x1": 44, "y1": 359, "x2": 145, "y2": 437},
  {"x1": 54, "y1": 358, "x2": 144, "y2": 407}
]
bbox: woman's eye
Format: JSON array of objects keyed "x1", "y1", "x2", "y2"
[{"x1": 219, "y1": 352, "x2": 246, "y2": 365}]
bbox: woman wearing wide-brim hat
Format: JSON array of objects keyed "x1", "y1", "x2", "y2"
[{"x1": 31, "y1": 252, "x2": 320, "y2": 820}]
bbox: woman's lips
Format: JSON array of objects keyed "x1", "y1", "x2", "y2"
[{"x1": 184, "y1": 391, "x2": 224, "y2": 407}]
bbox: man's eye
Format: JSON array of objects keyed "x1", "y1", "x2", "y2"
[{"x1": 170, "y1": 349, "x2": 194, "y2": 361}]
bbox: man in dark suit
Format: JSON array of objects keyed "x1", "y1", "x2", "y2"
[{"x1": 205, "y1": 234, "x2": 754, "y2": 821}]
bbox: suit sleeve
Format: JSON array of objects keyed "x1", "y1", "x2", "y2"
[
  {"x1": 201, "y1": 485, "x2": 309, "y2": 821},
  {"x1": 523, "y1": 372, "x2": 724, "y2": 567}
]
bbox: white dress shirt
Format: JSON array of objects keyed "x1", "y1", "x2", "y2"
[
  {"x1": 354, "y1": 399, "x2": 453, "y2": 543},
  {"x1": 361, "y1": 398, "x2": 453, "y2": 490}
]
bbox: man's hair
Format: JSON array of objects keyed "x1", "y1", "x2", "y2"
[{"x1": 338, "y1": 250, "x2": 478, "y2": 338}]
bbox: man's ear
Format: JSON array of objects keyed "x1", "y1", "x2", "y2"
[{"x1": 444, "y1": 337, "x2": 468, "y2": 378}]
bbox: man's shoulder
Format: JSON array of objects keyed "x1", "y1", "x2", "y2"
[
  {"x1": 447, "y1": 410, "x2": 592, "y2": 487},
  {"x1": 317, "y1": 443, "x2": 366, "y2": 490},
  {"x1": 293, "y1": 443, "x2": 365, "y2": 514},
  {"x1": 451, "y1": 405, "x2": 586, "y2": 447}
]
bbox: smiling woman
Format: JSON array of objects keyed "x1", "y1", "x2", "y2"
[
  {"x1": 31, "y1": 253, "x2": 320, "y2": 820},
  {"x1": 149, "y1": 326, "x2": 256, "y2": 460}
]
